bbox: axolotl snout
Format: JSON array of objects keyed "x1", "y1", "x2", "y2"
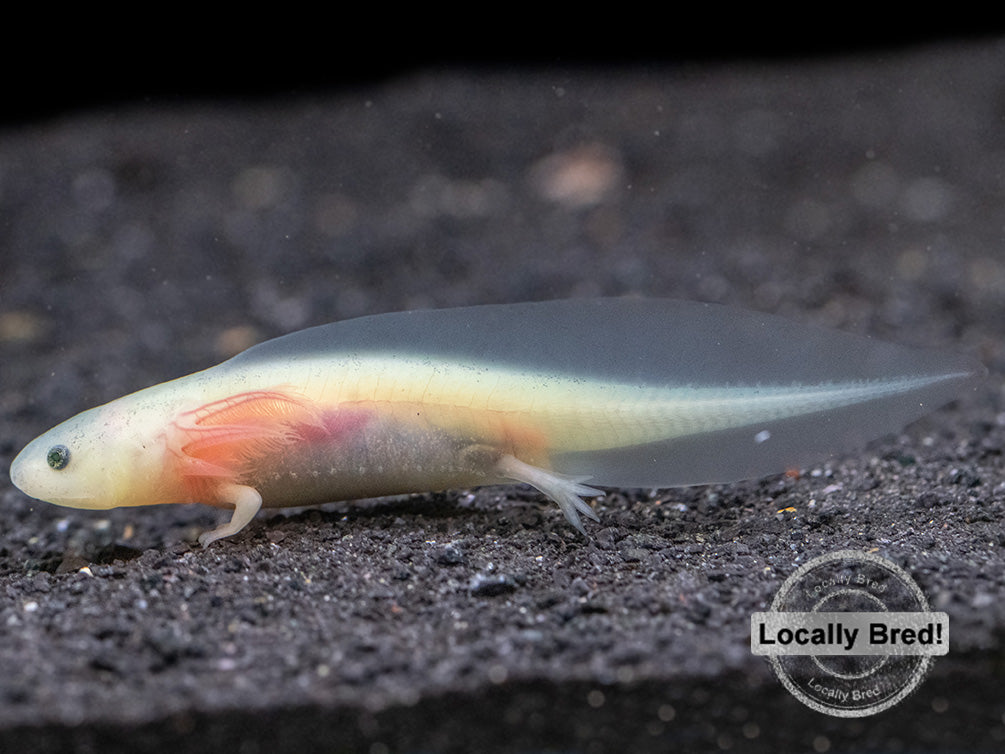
[{"x1": 9, "y1": 299, "x2": 984, "y2": 545}]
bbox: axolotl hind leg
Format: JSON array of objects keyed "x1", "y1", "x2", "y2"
[{"x1": 495, "y1": 454, "x2": 602, "y2": 534}]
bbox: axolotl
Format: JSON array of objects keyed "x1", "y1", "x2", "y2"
[{"x1": 9, "y1": 299, "x2": 983, "y2": 545}]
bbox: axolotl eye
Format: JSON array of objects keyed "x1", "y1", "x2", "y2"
[{"x1": 46, "y1": 444, "x2": 71, "y2": 471}]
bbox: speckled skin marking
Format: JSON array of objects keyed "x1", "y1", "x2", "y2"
[{"x1": 247, "y1": 414, "x2": 505, "y2": 508}]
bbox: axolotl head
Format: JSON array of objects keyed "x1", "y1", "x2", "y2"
[{"x1": 10, "y1": 394, "x2": 180, "y2": 511}]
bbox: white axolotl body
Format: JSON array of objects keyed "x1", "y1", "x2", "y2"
[{"x1": 9, "y1": 299, "x2": 983, "y2": 545}]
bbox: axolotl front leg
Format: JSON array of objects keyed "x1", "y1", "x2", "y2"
[
  {"x1": 198, "y1": 483, "x2": 264, "y2": 546},
  {"x1": 180, "y1": 397, "x2": 602, "y2": 545}
]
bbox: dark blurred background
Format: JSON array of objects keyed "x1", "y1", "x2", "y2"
[{"x1": 2, "y1": 19, "x2": 996, "y2": 126}]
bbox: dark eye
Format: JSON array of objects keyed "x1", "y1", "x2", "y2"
[{"x1": 46, "y1": 445, "x2": 70, "y2": 471}]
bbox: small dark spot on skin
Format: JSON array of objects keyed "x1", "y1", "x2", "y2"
[{"x1": 46, "y1": 444, "x2": 70, "y2": 471}]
